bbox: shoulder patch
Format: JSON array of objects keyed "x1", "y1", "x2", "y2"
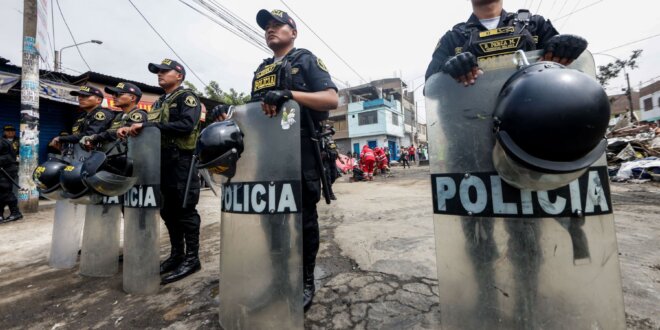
[
  {"x1": 130, "y1": 112, "x2": 144, "y2": 122},
  {"x1": 184, "y1": 95, "x2": 198, "y2": 107},
  {"x1": 94, "y1": 111, "x2": 106, "y2": 121},
  {"x1": 316, "y1": 58, "x2": 328, "y2": 72}
]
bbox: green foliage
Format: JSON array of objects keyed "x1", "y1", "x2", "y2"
[
  {"x1": 596, "y1": 50, "x2": 643, "y2": 87},
  {"x1": 185, "y1": 81, "x2": 250, "y2": 105}
]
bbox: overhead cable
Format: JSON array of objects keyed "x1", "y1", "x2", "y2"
[{"x1": 128, "y1": 0, "x2": 208, "y2": 88}]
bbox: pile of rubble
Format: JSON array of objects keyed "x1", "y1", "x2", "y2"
[{"x1": 606, "y1": 114, "x2": 660, "y2": 182}]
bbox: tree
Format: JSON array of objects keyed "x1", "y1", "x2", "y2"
[
  {"x1": 185, "y1": 81, "x2": 251, "y2": 105},
  {"x1": 596, "y1": 49, "x2": 642, "y2": 87}
]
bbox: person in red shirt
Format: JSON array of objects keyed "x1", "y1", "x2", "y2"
[
  {"x1": 408, "y1": 145, "x2": 416, "y2": 163},
  {"x1": 360, "y1": 145, "x2": 376, "y2": 181},
  {"x1": 374, "y1": 146, "x2": 389, "y2": 175}
]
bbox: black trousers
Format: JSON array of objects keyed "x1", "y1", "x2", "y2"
[
  {"x1": 302, "y1": 177, "x2": 321, "y2": 269},
  {"x1": 160, "y1": 150, "x2": 201, "y2": 253},
  {"x1": 0, "y1": 166, "x2": 18, "y2": 215}
]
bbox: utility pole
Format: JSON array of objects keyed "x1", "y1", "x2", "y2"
[
  {"x1": 625, "y1": 72, "x2": 635, "y2": 122},
  {"x1": 18, "y1": 0, "x2": 41, "y2": 212}
]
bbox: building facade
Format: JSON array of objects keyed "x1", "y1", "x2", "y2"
[
  {"x1": 327, "y1": 78, "x2": 426, "y2": 160},
  {"x1": 639, "y1": 80, "x2": 660, "y2": 123}
]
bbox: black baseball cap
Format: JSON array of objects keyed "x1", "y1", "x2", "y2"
[
  {"x1": 70, "y1": 85, "x2": 104, "y2": 98},
  {"x1": 148, "y1": 58, "x2": 186, "y2": 76},
  {"x1": 3, "y1": 125, "x2": 15, "y2": 131},
  {"x1": 105, "y1": 82, "x2": 142, "y2": 97},
  {"x1": 257, "y1": 9, "x2": 297, "y2": 30}
]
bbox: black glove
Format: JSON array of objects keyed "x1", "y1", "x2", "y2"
[
  {"x1": 209, "y1": 104, "x2": 230, "y2": 122},
  {"x1": 263, "y1": 89, "x2": 293, "y2": 107},
  {"x1": 543, "y1": 34, "x2": 588, "y2": 61},
  {"x1": 442, "y1": 52, "x2": 478, "y2": 79}
]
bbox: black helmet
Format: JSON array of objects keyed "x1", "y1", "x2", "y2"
[
  {"x1": 60, "y1": 160, "x2": 90, "y2": 200},
  {"x1": 33, "y1": 157, "x2": 69, "y2": 200},
  {"x1": 84, "y1": 151, "x2": 137, "y2": 196},
  {"x1": 492, "y1": 62, "x2": 610, "y2": 190},
  {"x1": 196, "y1": 120, "x2": 244, "y2": 178}
]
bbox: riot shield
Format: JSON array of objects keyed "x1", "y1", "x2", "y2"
[
  {"x1": 123, "y1": 127, "x2": 161, "y2": 294},
  {"x1": 219, "y1": 100, "x2": 303, "y2": 329},
  {"x1": 425, "y1": 50, "x2": 625, "y2": 329},
  {"x1": 48, "y1": 145, "x2": 88, "y2": 269},
  {"x1": 79, "y1": 143, "x2": 123, "y2": 277}
]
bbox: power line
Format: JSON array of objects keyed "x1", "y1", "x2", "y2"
[
  {"x1": 555, "y1": 0, "x2": 569, "y2": 18},
  {"x1": 127, "y1": 0, "x2": 208, "y2": 88},
  {"x1": 535, "y1": 0, "x2": 544, "y2": 15},
  {"x1": 279, "y1": 0, "x2": 367, "y2": 83},
  {"x1": 559, "y1": 0, "x2": 582, "y2": 29},
  {"x1": 177, "y1": 0, "x2": 348, "y2": 87},
  {"x1": 51, "y1": 0, "x2": 56, "y2": 50},
  {"x1": 178, "y1": 0, "x2": 270, "y2": 53},
  {"x1": 55, "y1": 0, "x2": 91, "y2": 71},
  {"x1": 546, "y1": 0, "x2": 557, "y2": 17},
  {"x1": 556, "y1": 0, "x2": 604, "y2": 21},
  {"x1": 596, "y1": 33, "x2": 660, "y2": 53}
]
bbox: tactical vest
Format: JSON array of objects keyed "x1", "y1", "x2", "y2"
[
  {"x1": 462, "y1": 10, "x2": 537, "y2": 62},
  {"x1": 71, "y1": 114, "x2": 86, "y2": 134},
  {"x1": 108, "y1": 109, "x2": 143, "y2": 132},
  {"x1": 251, "y1": 49, "x2": 312, "y2": 101},
  {"x1": 148, "y1": 88, "x2": 201, "y2": 151},
  {"x1": 10, "y1": 138, "x2": 19, "y2": 155}
]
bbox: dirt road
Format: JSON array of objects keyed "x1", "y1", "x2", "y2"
[{"x1": 0, "y1": 166, "x2": 657, "y2": 329}]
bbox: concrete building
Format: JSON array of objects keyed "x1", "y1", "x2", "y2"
[
  {"x1": 608, "y1": 91, "x2": 640, "y2": 117},
  {"x1": 639, "y1": 80, "x2": 660, "y2": 123},
  {"x1": 327, "y1": 78, "x2": 426, "y2": 159}
]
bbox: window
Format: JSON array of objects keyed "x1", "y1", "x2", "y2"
[
  {"x1": 392, "y1": 113, "x2": 399, "y2": 125},
  {"x1": 643, "y1": 98, "x2": 653, "y2": 111},
  {"x1": 358, "y1": 111, "x2": 378, "y2": 125}
]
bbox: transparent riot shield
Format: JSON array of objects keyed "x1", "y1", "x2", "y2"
[
  {"x1": 79, "y1": 143, "x2": 123, "y2": 277},
  {"x1": 219, "y1": 100, "x2": 303, "y2": 330},
  {"x1": 425, "y1": 50, "x2": 625, "y2": 329},
  {"x1": 123, "y1": 127, "x2": 161, "y2": 294},
  {"x1": 48, "y1": 145, "x2": 88, "y2": 269}
]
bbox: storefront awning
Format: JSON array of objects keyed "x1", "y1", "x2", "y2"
[{"x1": 0, "y1": 72, "x2": 20, "y2": 93}]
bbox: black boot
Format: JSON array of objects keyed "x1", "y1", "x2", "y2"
[
  {"x1": 160, "y1": 235, "x2": 185, "y2": 274},
  {"x1": 4, "y1": 202, "x2": 22, "y2": 222},
  {"x1": 161, "y1": 234, "x2": 201, "y2": 284},
  {"x1": 303, "y1": 264, "x2": 316, "y2": 312}
]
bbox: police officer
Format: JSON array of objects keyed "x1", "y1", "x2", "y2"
[
  {"x1": 253, "y1": 8, "x2": 339, "y2": 311},
  {"x1": 3, "y1": 125, "x2": 19, "y2": 155},
  {"x1": 81, "y1": 82, "x2": 146, "y2": 147},
  {"x1": 50, "y1": 85, "x2": 114, "y2": 148},
  {"x1": 126, "y1": 58, "x2": 203, "y2": 284},
  {"x1": 0, "y1": 125, "x2": 22, "y2": 223},
  {"x1": 425, "y1": 0, "x2": 588, "y2": 86}
]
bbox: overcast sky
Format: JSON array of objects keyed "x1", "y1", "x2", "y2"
[{"x1": 1, "y1": 0, "x2": 659, "y2": 119}]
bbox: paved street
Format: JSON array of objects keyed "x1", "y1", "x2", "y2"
[{"x1": 0, "y1": 166, "x2": 658, "y2": 329}]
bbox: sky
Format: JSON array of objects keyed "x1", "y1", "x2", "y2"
[{"x1": 1, "y1": 0, "x2": 659, "y2": 122}]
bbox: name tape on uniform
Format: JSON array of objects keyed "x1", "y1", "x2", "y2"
[
  {"x1": 431, "y1": 167, "x2": 612, "y2": 218},
  {"x1": 123, "y1": 185, "x2": 161, "y2": 208},
  {"x1": 222, "y1": 181, "x2": 301, "y2": 214}
]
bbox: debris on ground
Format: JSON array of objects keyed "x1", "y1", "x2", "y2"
[{"x1": 606, "y1": 118, "x2": 660, "y2": 181}]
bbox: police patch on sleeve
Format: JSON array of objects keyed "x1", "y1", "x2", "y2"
[
  {"x1": 184, "y1": 95, "x2": 198, "y2": 107},
  {"x1": 130, "y1": 112, "x2": 144, "y2": 122},
  {"x1": 317, "y1": 58, "x2": 328, "y2": 72},
  {"x1": 94, "y1": 111, "x2": 106, "y2": 121}
]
